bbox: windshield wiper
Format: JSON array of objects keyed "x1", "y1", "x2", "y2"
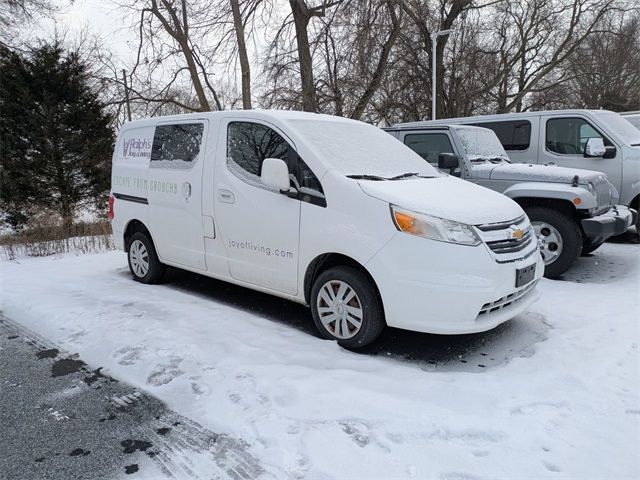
[
  {"x1": 489, "y1": 157, "x2": 510, "y2": 164},
  {"x1": 346, "y1": 174, "x2": 387, "y2": 181},
  {"x1": 389, "y1": 172, "x2": 420, "y2": 180}
]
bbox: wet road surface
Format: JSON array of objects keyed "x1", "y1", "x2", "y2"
[{"x1": 0, "y1": 315, "x2": 264, "y2": 480}]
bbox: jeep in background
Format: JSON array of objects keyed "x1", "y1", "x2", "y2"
[
  {"x1": 385, "y1": 124, "x2": 637, "y2": 278},
  {"x1": 400, "y1": 110, "x2": 640, "y2": 234}
]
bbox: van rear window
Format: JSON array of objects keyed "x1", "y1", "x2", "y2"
[
  {"x1": 151, "y1": 123, "x2": 204, "y2": 165},
  {"x1": 471, "y1": 120, "x2": 531, "y2": 151}
]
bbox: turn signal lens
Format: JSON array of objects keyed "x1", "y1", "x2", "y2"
[
  {"x1": 573, "y1": 197, "x2": 582, "y2": 206},
  {"x1": 393, "y1": 211, "x2": 420, "y2": 234}
]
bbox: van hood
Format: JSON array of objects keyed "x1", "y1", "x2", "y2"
[
  {"x1": 471, "y1": 162, "x2": 606, "y2": 184},
  {"x1": 358, "y1": 175, "x2": 524, "y2": 225}
]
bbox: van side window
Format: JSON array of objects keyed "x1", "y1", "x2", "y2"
[
  {"x1": 298, "y1": 159, "x2": 323, "y2": 193},
  {"x1": 471, "y1": 121, "x2": 531, "y2": 151},
  {"x1": 227, "y1": 122, "x2": 290, "y2": 177},
  {"x1": 546, "y1": 117, "x2": 610, "y2": 155},
  {"x1": 403, "y1": 133, "x2": 454, "y2": 166},
  {"x1": 151, "y1": 124, "x2": 204, "y2": 165}
]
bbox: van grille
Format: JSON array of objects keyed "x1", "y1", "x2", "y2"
[
  {"x1": 475, "y1": 215, "x2": 538, "y2": 263},
  {"x1": 478, "y1": 280, "x2": 538, "y2": 316}
]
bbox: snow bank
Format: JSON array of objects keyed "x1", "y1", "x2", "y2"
[{"x1": 1, "y1": 244, "x2": 638, "y2": 479}]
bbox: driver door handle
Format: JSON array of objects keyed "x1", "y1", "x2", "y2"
[{"x1": 218, "y1": 189, "x2": 235, "y2": 204}]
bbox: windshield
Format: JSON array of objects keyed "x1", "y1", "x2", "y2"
[
  {"x1": 288, "y1": 119, "x2": 440, "y2": 178},
  {"x1": 455, "y1": 126, "x2": 509, "y2": 161},
  {"x1": 595, "y1": 111, "x2": 640, "y2": 145}
]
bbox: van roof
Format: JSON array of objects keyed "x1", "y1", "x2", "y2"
[
  {"x1": 393, "y1": 109, "x2": 617, "y2": 128},
  {"x1": 120, "y1": 109, "x2": 360, "y2": 129},
  {"x1": 385, "y1": 124, "x2": 488, "y2": 133}
]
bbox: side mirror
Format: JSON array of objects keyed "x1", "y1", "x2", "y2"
[
  {"x1": 438, "y1": 153, "x2": 460, "y2": 170},
  {"x1": 261, "y1": 158, "x2": 291, "y2": 191},
  {"x1": 584, "y1": 137, "x2": 606, "y2": 157}
]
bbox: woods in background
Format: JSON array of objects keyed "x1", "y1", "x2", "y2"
[{"x1": 0, "y1": 0, "x2": 639, "y2": 229}]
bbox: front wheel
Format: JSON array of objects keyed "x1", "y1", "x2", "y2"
[
  {"x1": 310, "y1": 266, "x2": 385, "y2": 349},
  {"x1": 525, "y1": 206, "x2": 582, "y2": 279}
]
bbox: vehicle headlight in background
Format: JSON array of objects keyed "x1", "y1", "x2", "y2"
[
  {"x1": 587, "y1": 181, "x2": 595, "y2": 193},
  {"x1": 391, "y1": 205, "x2": 481, "y2": 246}
]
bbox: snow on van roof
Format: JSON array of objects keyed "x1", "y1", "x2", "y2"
[{"x1": 119, "y1": 109, "x2": 358, "y2": 130}]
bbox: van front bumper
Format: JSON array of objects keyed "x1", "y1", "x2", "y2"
[
  {"x1": 581, "y1": 205, "x2": 636, "y2": 241},
  {"x1": 366, "y1": 234, "x2": 544, "y2": 335}
]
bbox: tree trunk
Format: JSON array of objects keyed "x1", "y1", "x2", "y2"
[
  {"x1": 289, "y1": 0, "x2": 317, "y2": 112},
  {"x1": 231, "y1": 0, "x2": 252, "y2": 109}
]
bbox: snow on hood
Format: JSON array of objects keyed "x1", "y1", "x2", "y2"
[
  {"x1": 358, "y1": 175, "x2": 524, "y2": 225},
  {"x1": 472, "y1": 162, "x2": 606, "y2": 184}
]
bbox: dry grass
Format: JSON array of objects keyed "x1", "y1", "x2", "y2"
[{"x1": 0, "y1": 220, "x2": 115, "y2": 260}]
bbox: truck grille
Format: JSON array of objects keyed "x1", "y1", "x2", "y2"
[
  {"x1": 475, "y1": 215, "x2": 538, "y2": 263},
  {"x1": 591, "y1": 177, "x2": 612, "y2": 211}
]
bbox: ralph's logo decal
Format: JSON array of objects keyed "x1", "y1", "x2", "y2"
[{"x1": 122, "y1": 138, "x2": 152, "y2": 159}]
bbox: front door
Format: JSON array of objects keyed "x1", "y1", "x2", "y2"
[
  {"x1": 147, "y1": 120, "x2": 208, "y2": 270},
  {"x1": 213, "y1": 119, "x2": 301, "y2": 295},
  {"x1": 540, "y1": 115, "x2": 622, "y2": 191}
]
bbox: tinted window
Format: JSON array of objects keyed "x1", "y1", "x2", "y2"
[
  {"x1": 472, "y1": 121, "x2": 531, "y2": 150},
  {"x1": 546, "y1": 117, "x2": 610, "y2": 155},
  {"x1": 151, "y1": 124, "x2": 204, "y2": 163},
  {"x1": 227, "y1": 122, "x2": 290, "y2": 176},
  {"x1": 403, "y1": 133, "x2": 454, "y2": 165}
]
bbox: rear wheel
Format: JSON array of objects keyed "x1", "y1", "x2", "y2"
[
  {"x1": 526, "y1": 206, "x2": 582, "y2": 279},
  {"x1": 310, "y1": 266, "x2": 385, "y2": 349},
  {"x1": 127, "y1": 231, "x2": 165, "y2": 284}
]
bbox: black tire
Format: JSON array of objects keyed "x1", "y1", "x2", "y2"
[
  {"x1": 525, "y1": 206, "x2": 582, "y2": 279},
  {"x1": 126, "y1": 231, "x2": 165, "y2": 284},
  {"x1": 581, "y1": 238, "x2": 605, "y2": 256},
  {"x1": 310, "y1": 266, "x2": 385, "y2": 349}
]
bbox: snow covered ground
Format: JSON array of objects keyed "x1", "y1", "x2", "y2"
[{"x1": 1, "y1": 243, "x2": 639, "y2": 479}]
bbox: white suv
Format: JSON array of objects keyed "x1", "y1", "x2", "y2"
[{"x1": 110, "y1": 111, "x2": 543, "y2": 348}]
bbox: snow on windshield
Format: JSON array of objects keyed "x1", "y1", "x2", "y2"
[
  {"x1": 288, "y1": 119, "x2": 439, "y2": 177},
  {"x1": 455, "y1": 126, "x2": 509, "y2": 159},
  {"x1": 596, "y1": 112, "x2": 640, "y2": 145}
]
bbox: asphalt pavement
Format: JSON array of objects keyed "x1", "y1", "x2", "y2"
[{"x1": 0, "y1": 314, "x2": 264, "y2": 480}]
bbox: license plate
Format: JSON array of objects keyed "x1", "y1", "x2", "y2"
[{"x1": 515, "y1": 264, "x2": 536, "y2": 288}]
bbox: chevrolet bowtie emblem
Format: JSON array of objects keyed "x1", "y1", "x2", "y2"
[{"x1": 511, "y1": 228, "x2": 524, "y2": 240}]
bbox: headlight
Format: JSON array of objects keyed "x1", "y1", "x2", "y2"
[
  {"x1": 390, "y1": 205, "x2": 481, "y2": 246},
  {"x1": 587, "y1": 181, "x2": 595, "y2": 193}
]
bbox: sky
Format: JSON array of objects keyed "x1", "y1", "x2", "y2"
[{"x1": 28, "y1": 0, "x2": 136, "y2": 60}]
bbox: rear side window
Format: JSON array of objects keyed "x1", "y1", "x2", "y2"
[
  {"x1": 227, "y1": 122, "x2": 290, "y2": 177},
  {"x1": 151, "y1": 123, "x2": 204, "y2": 166},
  {"x1": 472, "y1": 121, "x2": 531, "y2": 151},
  {"x1": 403, "y1": 133, "x2": 454, "y2": 166}
]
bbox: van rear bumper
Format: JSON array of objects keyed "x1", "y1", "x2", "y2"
[
  {"x1": 581, "y1": 205, "x2": 636, "y2": 241},
  {"x1": 366, "y1": 233, "x2": 544, "y2": 335}
]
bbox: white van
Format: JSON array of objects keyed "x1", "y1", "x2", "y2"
[{"x1": 109, "y1": 111, "x2": 544, "y2": 348}]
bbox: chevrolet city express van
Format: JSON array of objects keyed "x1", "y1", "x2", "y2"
[{"x1": 109, "y1": 111, "x2": 544, "y2": 348}]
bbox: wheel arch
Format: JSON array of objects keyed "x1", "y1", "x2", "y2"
[
  {"x1": 123, "y1": 219, "x2": 153, "y2": 250},
  {"x1": 512, "y1": 196, "x2": 578, "y2": 218},
  {"x1": 303, "y1": 253, "x2": 382, "y2": 306}
]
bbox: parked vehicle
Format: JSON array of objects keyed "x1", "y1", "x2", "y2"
[
  {"x1": 385, "y1": 124, "x2": 636, "y2": 278},
  {"x1": 110, "y1": 111, "x2": 544, "y2": 348},
  {"x1": 401, "y1": 110, "x2": 640, "y2": 232},
  {"x1": 620, "y1": 111, "x2": 640, "y2": 130}
]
